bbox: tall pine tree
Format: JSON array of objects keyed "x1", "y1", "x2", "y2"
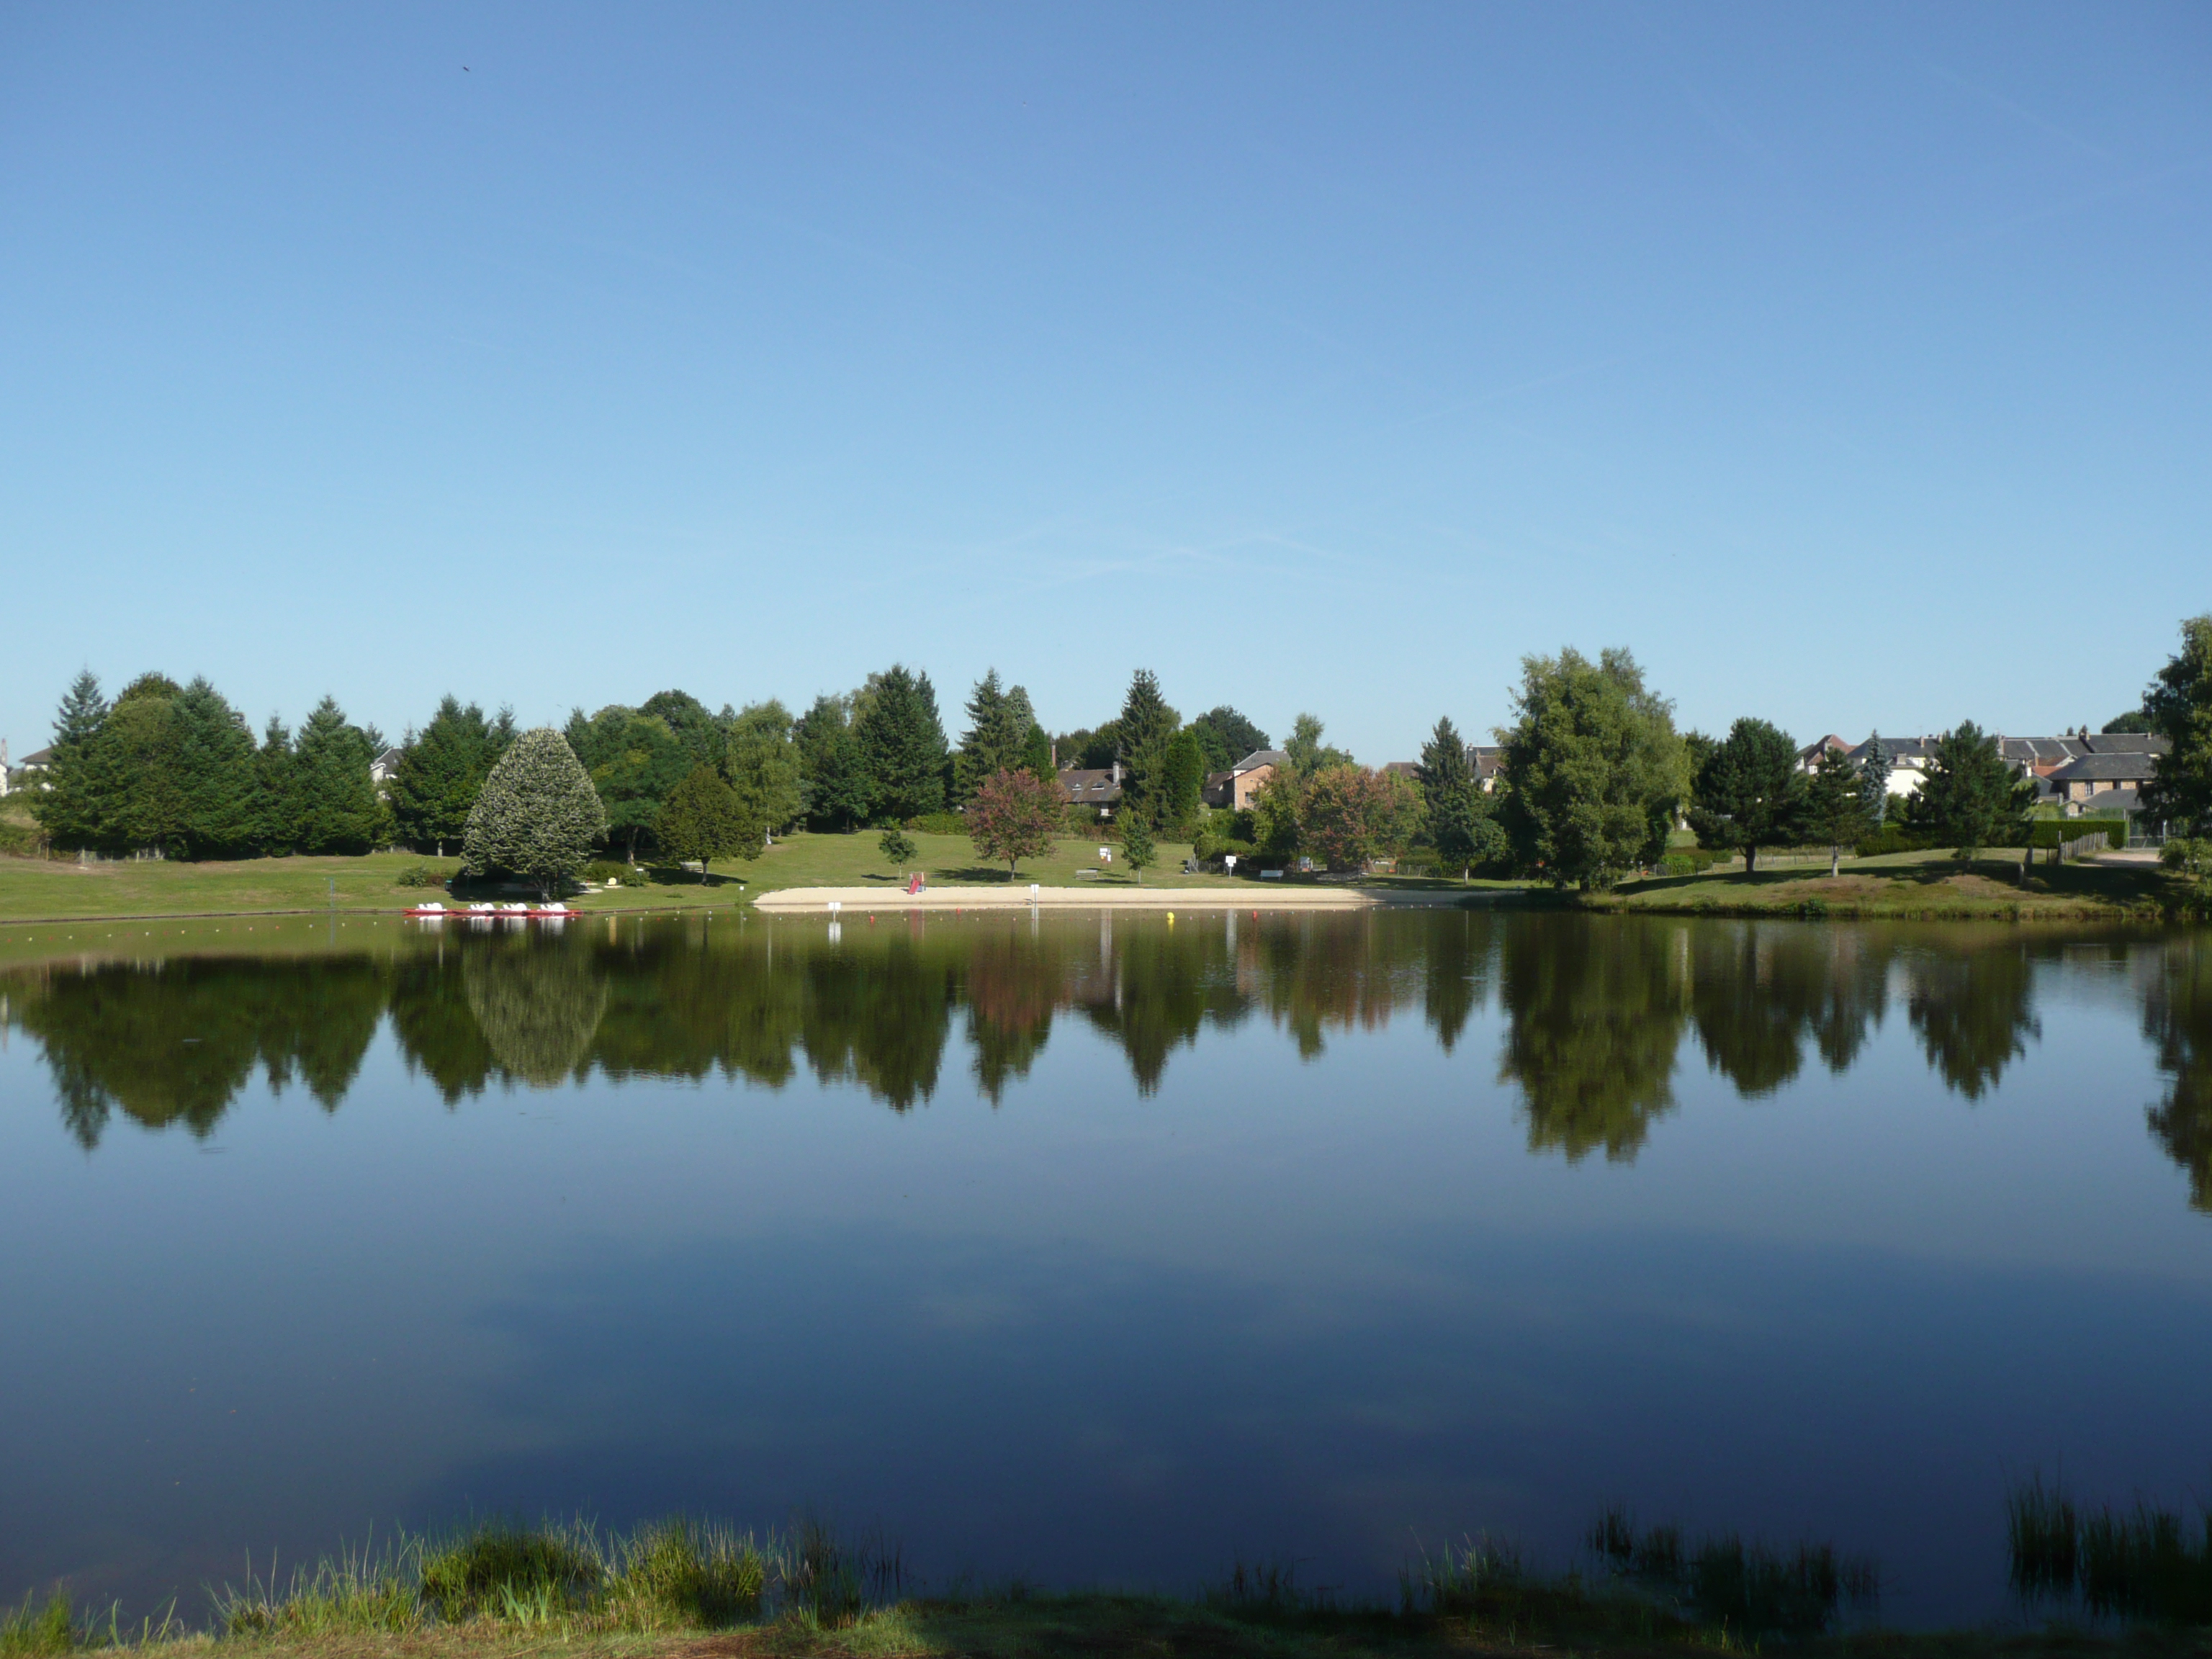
[
  {"x1": 292, "y1": 696, "x2": 383, "y2": 855},
  {"x1": 1418, "y1": 715, "x2": 1481, "y2": 871},
  {"x1": 99, "y1": 675, "x2": 189, "y2": 855},
  {"x1": 392, "y1": 696, "x2": 506, "y2": 856},
  {"x1": 853, "y1": 665, "x2": 948, "y2": 822},
  {"x1": 956, "y1": 669, "x2": 1031, "y2": 801},
  {"x1": 172, "y1": 678, "x2": 264, "y2": 858},
  {"x1": 256, "y1": 716, "x2": 296, "y2": 853},
  {"x1": 1858, "y1": 734, "x2": 1892, "y2": 826},
  {"x1": 1115, "y1": 668, "x2": 1180, "y2": 824},
  {"x1": 30, "y1": 671, "x2": 111, "y2": 850}
]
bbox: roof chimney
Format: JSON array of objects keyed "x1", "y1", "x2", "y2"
[{"x1": 1111, "y1": 759, "x2": 1121, "y2": 787}]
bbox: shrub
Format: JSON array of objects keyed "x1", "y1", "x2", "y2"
[
  {"x1": 418, "y1": 1521, "x2": 602, "y2": 1622},
  {"x1": 900, "y1": 811, "x2": 966, "y2": 836},
  {"x1": 1853, "y1": 826, "x2": 1939, "y2": 858},
  {"x1": 1657, "y1": 849, "x2": 1727, "y2": 877},
  {"x1": 582, "y1": 860, "x2": 629, "y2": 886},
  {"x1": 395, "y1": 863, "x2": 457, "y2": 889},
  {"x1": 0, "y1": 819, "x2": 40, "y2": 858}
]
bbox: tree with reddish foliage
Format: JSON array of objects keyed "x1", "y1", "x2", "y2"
[
  {"x1": 967, "y1": 767, "x2": 1061, "y2": 876},
  {"x1": 1298, "y1": 763, "x2": 1421, "y2": 872}
]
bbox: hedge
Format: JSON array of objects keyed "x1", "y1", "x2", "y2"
[{"x1": 2026, "y1": 819, "x2": 2127, "y2": 852}]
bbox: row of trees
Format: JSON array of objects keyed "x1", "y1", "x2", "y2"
[
  {"x1": 30, "y1": 672, "x2": 389, "y2": 858},
  {"x1": 27, "y1": 614, "x2": 2211, "y2": 886}
]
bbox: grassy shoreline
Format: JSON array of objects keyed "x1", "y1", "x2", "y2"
[
  {"x1": 0, "y1": 836, "x2": 2193, "y2": 927},
  {"x1": 11, "y1": 1487, "x2": 2212, "y2": 1659}
]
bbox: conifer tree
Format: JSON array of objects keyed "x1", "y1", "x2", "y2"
[
  {"x1": 1119, "y1": 813, "x2": 1156, "y2": 884},
  {"x1": 1858, "y1": 734, "x2": 1892, "y2": 827},
  {"x1": 98, "y1": 675, "x2": 189, "y2": 855},
  {"x1": 853, "y1": 665, "x2": 948, "y2": 822},
  {"x1": 292, "y1": 696, "x2": 383, "y2": 855},
  {"x1": 1804, "y1": 742, "x2": 1872, "y2": 876},
  {"x1": 1019, "y1": 721, "x2": 1056, "y2": 785},
  {"x1": 1156, "y1": 728, "x2": 1204, "y2": 831},
  {"x1": 1115, "y1": 668, "x2": 1181, "y2": 823},
  {"x1": 172, "y1": 678, "x2": 264, "y2": 858},
  {"x1": 256, "y1": 716, "x2": 296, "y2": 853},
  {"x1": 1418, "y1": 715, "x2": 1480, "y2": 871},
  {"x1": 392, "y1": 696, "x2": 505, "y2": 856},
  {"x1": 30, "y1": 671, "x2": 111, "y2": 850},
  {"x1": 1686, "y1": 716, "x2": 1805, "y2": 873},
  {"x1": 1911, "y1": 721, "x2": 2032, "y2": 860},
  {"x1": 956, "y1": 670, "x2": 1033, "y2": 801},
  {"x1": 653, "y1": 762, "x2": 755, "y2": 883},
  {"x1": 464, "y1": 728, "x2": 610, "y2": 896}
]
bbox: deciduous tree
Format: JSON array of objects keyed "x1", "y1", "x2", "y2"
[
  {"x1": 653, "y1": 762, "x2": 755, "y2": 884},
  {"x1": 967, "y1": 768, "x2": 1061, "y2": 875},
  {"x1": 1497, "y1": 647, "x2": 1686, "y2": 889},
  {"x1": 567, "y1": 707, "x2": 688, "y2": 863},
  {"x1": 724, "y1": 700, "x2": 804, "y2": 836},
  {"x1": 1297, "y1": 763, "x2": 1421, "y2": 872},
  {"x1": 1686, "y1": 717, "x2": 1805, "y2": 873},
  {"x1": 796, "y1": 694, "x2": 873, "y2": 830},
  {"x1": 1192, "y1": 707, "x2": 1269, "y2": 768},
  {"x1": 2141, "y1": 614, "x2": 2212, "y2": 837},
  {"x1": 464, "y1": 728, "x2": 610, "y2": 897}
]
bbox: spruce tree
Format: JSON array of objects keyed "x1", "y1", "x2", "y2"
[
  {"x1": 956, "y1": 670, "x2": 1031, "y2": 801},
  {"x1": 1418, "y1": 715, "x2": 1485, "y2": 873},
  {"x1": 1858, "y1": 734, "x2": 1892, "y2": 827},
  {"x1": 172, "y1": 678, "x2": 264, "y2": 858},
  {"x1": 1157, "y1": 728, "x2": 1203, "y2": 831},
  {"x1": 853, "y1": 665, "x2": 948, "y2": 822},
  {"x1": 98, "y1": 676, "x2": 189, "y2": 855},
  {"x1": 392, "y1": 696, "x2": 503, "y2": 856},
  {"x1": 30, "y1": 671, "x2": 111, "y2": 850},
  {"x1": 653, "y1": 762, "x2": 755, "y2": 882},
  {"x1": 1803, "y1": 743, "x2": 1871, "y2": 876},
  {"x1": 1119, "y1": 813, "x2": 1156, "y2": 884},
  {"x1": 256, "y1": 716, "x2": 296, "y2": 853},
  {"x1": 464, "y1": 728, "x2": 611, "y2": 896},
  {"x1": 1115, "y1": 668, "x2": 1180, "y2": 823},
  {"x1": 292, "y1": 696, "x2": 383, "y2": 855},
  {"x1": 1019, "y1": 721, "x2": 1056, "y2": 785}
]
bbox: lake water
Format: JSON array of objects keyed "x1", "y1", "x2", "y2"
[{"x1": 1, "y1": 909, "x2": 2208, "y2": 1627}]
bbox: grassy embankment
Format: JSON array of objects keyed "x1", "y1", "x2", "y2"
[
  {"x1": 0, "y1": 823, "x2": 1542, "y2": 926},
  {"x1": 7, "y1": 1493, "x2": 2211, "y2": 1659},
  {"x1": 1596, "y1": 849, "x2": 2185, "y2": 921}
]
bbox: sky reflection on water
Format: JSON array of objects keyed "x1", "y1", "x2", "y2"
[{"x1": 1, "y1": 910, "x2": 2207, "y2": 1627}]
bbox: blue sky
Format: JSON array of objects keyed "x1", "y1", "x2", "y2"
[{"x1": 3, "y1": 3, "x2": 2206, "y2": 764}]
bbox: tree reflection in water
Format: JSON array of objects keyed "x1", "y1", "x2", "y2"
[
  {"x1": 8, "y1": 954, "x2": 386, "y2": 1147},
  {"x1": 1905, "y1": 934, "x2": 2040, "y2": 1100},
  {"x1": 2143, "y1": 932, "x2": 2212, "y2": 1210},
  {"x1": 1, "y1": 914, "x2": 2196, "y2": 1203},
  {"x1": 1496, "y1": 914, "x2": 1686, "y2": 1161}
]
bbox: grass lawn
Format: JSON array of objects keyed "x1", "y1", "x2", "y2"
[
  {"x1": 0, "y1": 832, "x2": 1483, "y2": 925},
  {"x1": 1601, "y1": 848, "x2": 2179, "y2": 920}
]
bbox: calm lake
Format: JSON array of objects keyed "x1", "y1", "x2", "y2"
[{"x1": 1, "y1": 909, "x2": 2208, "y2": 1627}]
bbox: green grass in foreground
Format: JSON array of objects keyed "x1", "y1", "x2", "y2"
[{"x1": 14, "y1": 1488, "x2": 2212, "y2": 1659}]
